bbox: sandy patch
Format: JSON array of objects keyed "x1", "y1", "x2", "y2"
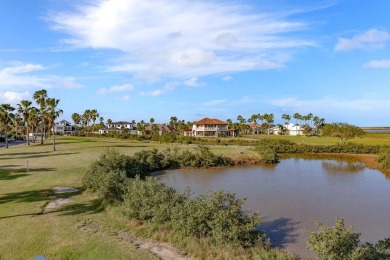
[{"x1": 44, "y1": 198, "x2": 72, "y2": 212}]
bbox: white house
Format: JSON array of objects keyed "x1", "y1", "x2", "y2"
[
  {"x1": 185, "y1": 118, "x2": 235, "y2": 137},
  {"x1": 99, "y1": 121, "x2": 137, "y2": 135},
  {"x1": 53, "y1": 120, "x2": 77, "y2": 135},
  {"x1": 285, "y1": 123, "x2": 303, "y2": 136}
]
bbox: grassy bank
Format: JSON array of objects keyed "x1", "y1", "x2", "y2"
[{"x1": 0, "y1": 137, "x2": 292, "y2": 259}]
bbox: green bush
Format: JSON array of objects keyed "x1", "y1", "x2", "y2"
[
  {"x1": 307, "y1": 218, "x2": 390, "y2": 260},
  {"x1": 257, "y1": 146, "x2": 279, "y2": 163},
  {"x1": 378, "y1": 146, "x2": 390, "y2": 168},
  {"x1": 122, "y1": 177, "x2": 186, "y2": 223},
  {"x1": 171, "y1": 190, "x2": 265, "y2": 247}
]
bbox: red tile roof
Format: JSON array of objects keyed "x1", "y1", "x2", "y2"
[{"x1": 193, "y1": 118, "x2": 228, "y2": 125}]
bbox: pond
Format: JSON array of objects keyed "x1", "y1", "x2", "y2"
[{"x1": 157, "y1": 155, "x2": 390, "y2": 258}]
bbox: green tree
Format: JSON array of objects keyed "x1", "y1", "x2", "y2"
[
  {"x1": 90, "y1": 109, "x2": 99, "y2": 137},
  {"x1": 17, "y1": 100, "x2": 33, "y2": 145},
  {"x1": 281, "y1": 114, "x2": 291, "y2": 125},
  {"x1": 46, "y1": 98, "x2": 63, "y2": 151},
  {"x1": 33, "y1": 89, "x2": 48, "y2": 144},
  {"x1": 322, "y1": 123, "x2": 365, "y2": 144},
  {"x1": 293, "y1": 112, "x2": 301, "y2": 125},
  {"x1": 28, "y1": 107, "x2": 40, "y2": 143},
  {"x1": 0, "y1": 104, "x2": 15, "y2": 148}
]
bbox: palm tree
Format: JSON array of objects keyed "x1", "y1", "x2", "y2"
[
  {"x1": 264, "y1": 113, "x2": 274, "y2": 135},
  {"x1": 17, "y1": 100, "x2": 33, "y2": 145},
  {"x1": 90, "y1": 109, "x2": 99, "y2": 137},
  {"x1": 150, "y1": 118, "x2": 155, "y2": 135},
  {"x1": 46, "y1": 98, "x2": 63, "y2": 151},
  {"x1": 0, "y1": 104, "x2": 15, "y2": 148},
  {"x1": 281, "y1": 114, "x2": 291, "y2": 125},
  {"x1": 307, "y1": 113, "x2": 313, "y2": 127},
  {"x1": 28, "y1": 107, "x2": 39, "y2": 143},
  {"x1": 99, "y1": 116, "x2": 104, "y2": 127},
  {"x1": 82, "y1": 109, "x2": 92, "y2": 136},
  {"x1": 33, "y1": 89, "x2": 48, "y2": 144},
  {"x1": 293, "y1": 113, "x2": 301, "y2": 125}
]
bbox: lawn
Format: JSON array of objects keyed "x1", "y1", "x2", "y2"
[
  {"x1": 1, "y1": 135, "x2": 388, "y2": 259},
  {"x1": 241, "y1": 133, "x2": 390, "y2": 146},
  {"x1": 0, "y1": 137, "x2": 167, "y2": 260}
]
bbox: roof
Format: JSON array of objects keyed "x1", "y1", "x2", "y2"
[
  {"x1": 145, "y1": 124, "x2": 174, "y2": 132},
  {"x1": 193, "y1": 118, "x2": 228, "y2": 125},
  {"x1": 110, "y1": 121, "x2": 131, "y2": 124}
]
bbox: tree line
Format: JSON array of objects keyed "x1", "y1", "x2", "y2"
[{"x1": 0, "y1": 89, "x2": 62, "y2": 150}]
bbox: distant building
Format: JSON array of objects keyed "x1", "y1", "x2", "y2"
[
  {"x1": 99, "y1": 121, "x2": 137, "y2": 135},
  {"x1": 143, "y1": 124, "x2": 174, "y2": 136},
  {"x1": 185, "y1": 118, "x2": 235, "y2": 137},
  {"x1": 53, "y1": 120, "x2": 77, "y2": 135}
]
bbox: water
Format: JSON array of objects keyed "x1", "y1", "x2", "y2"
[
  {"x1": 157, "y1": 156, "x2": 390, "y2": 258},
  {"x1": 364, "y1": 129, "x2": 390, "y2": 133}
]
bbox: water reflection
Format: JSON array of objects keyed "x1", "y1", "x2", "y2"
[{"x1": 321, "y1": 160, "x2": 365, "y2": 174}]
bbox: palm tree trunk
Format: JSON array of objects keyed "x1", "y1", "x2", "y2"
[
  {"x1": 53, "y1": 129, "x2": 56, "y2": 151},
  {"x1": 26, "y1": 124, "x2": 30, "y2": 145}
]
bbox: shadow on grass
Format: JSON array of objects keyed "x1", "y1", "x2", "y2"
[
  {"x1": 0, "y1": 188, "x2": 83, "y2": 205},
  {"x1": 0, "y1": 171, "x2": 29, "y2": 180},
  {"x1": 256, "y1": 217, "x2": 300, "y2": 249},
  {"x1": 0, "y1": 167, "x2": 57, "y2": 181},
  {"x1": 0, "y1": 151, "x2": 51, "y2": 157},
  {"x1": 57, "y1": 199, "x2": 105, "y2": 216},
  {"x1": 0, "y1": 152, "x2": 79, "y2": 160}
]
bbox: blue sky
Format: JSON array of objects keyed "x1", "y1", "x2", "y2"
[{"x1": 1, "y1": 0, "x2": 390, "y2": 126}]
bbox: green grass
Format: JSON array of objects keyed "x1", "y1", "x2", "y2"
[
  {"x1": 0, "y1": 136, "x2": 295, "y2": 259},
  {"x1": 242, "y1": 133, "x2": 390, "y2": 146},
  {"x1": 4, "y1": 134, "x2": 387, "y2": 259}
]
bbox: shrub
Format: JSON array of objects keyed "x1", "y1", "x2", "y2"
[
  {"x1": 171, "y1": 190, "x2": 265, "y2": 247},
  {"x1": 378, "y1": 146, "x2": 390, "y2": 168},
  {"x1": 257, "y1": 146, "x2": 279, "y2": 164},
  {"x1": 122, "y1": 177, "x2": 186, "y2": 223},
  {"x1": 307, "y1": 218, "x2": 390, "y2": 260}
]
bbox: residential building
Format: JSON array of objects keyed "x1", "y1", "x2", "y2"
[
  {"x1": 53, "y1": 120, "x2": 77, "y2": 135},
  {"x1": 186, "y1": 118, "x2": 235, "y2": 137},
  {"x1": 144, "y1": 124, "x2": 174, "y2": 136},
  {"x1": 99, "y1": 121, "x2": 137, "y2": 135}
]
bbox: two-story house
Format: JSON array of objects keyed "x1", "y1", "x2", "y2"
[
  {"x1": 53, "y1": 120, "x2": 77, "y2": 135},
  {"x1": 186, "y1": 118, "x2": 235, "y2": 137},
  {"x1": 99, "y1": 121, "x2": 137, "y2": 135}
]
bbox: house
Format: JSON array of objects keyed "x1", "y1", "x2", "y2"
[
  {"x1": 188, "y1": 118, "x2": 235, "y2": 137},
  {"x1": 284, "y1": 123, "x2": 303, "y2": 136},
  {"x1": 144, "y1": 124, "x2": 174, "y2": 136},
  {"x1": 53, "y1": 120, "x2": 77, "y2": 135},
  {"x1": 99, "y1": 121, "x2": 137, "y2": 135}
]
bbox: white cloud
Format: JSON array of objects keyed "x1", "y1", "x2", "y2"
[
  {"x1": 334, "y1": 29, "x2": 390, "y2": 52},
  {"x1": 202, "y1": 99, "x2": 227, "y2": 106},
  {"x1": 0, "y1": 62, "x2": 83, "y2": 90},
  {"x1": 0, "y1": 91, "x2": 29, "y2": 105},
  {"x1": 364, "y1": 59, "x2": 390, "y2": 68},
  {"x1": 121, "y1": 95, "x2": 131, "y2": 101},
  {"x1": 140, "y1": 81, "x2": 179, "y2": 97},
  {"x1": 98, "y1": 84, "x2": 134, "y2": 94},
  {"x1": 222, "y1": 75, "x2": 233, "y2": 81},
  {"x1": 184, "y1": 77, "x2": 200, "y2": 87},
  {"x1": 49, "y1": 0, "x2": 312, "y2": 80}
]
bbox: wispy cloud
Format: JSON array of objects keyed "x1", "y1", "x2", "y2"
[
  {"x1": 334, "y1": 29, "x2": 390, "y2": 52},
  {"x1": 222, "y1": 75, "x2": 233, "y2": 81},
  {"x1": 0, "y1": 91, "x2": 30, "y2": 105},
  {"x1": 98, "y1": 84, "x2": 134, "y2": 94},
  {"x1": 49, "y1": 0, "x2": 312, "y2": 81},
  {"x1": 0, "y1": 62, "x2": 83, "y2": 89},
  {"x1": 202, "y1": 99, "x2": 227, "y2": 106},
  {"x1": 364, "y1": 59, "x2": 390, "y2": 69}
]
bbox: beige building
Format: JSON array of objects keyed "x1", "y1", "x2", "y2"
[{"x1": 185, "y1": 118, "x2": 235, "y2": 137}]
